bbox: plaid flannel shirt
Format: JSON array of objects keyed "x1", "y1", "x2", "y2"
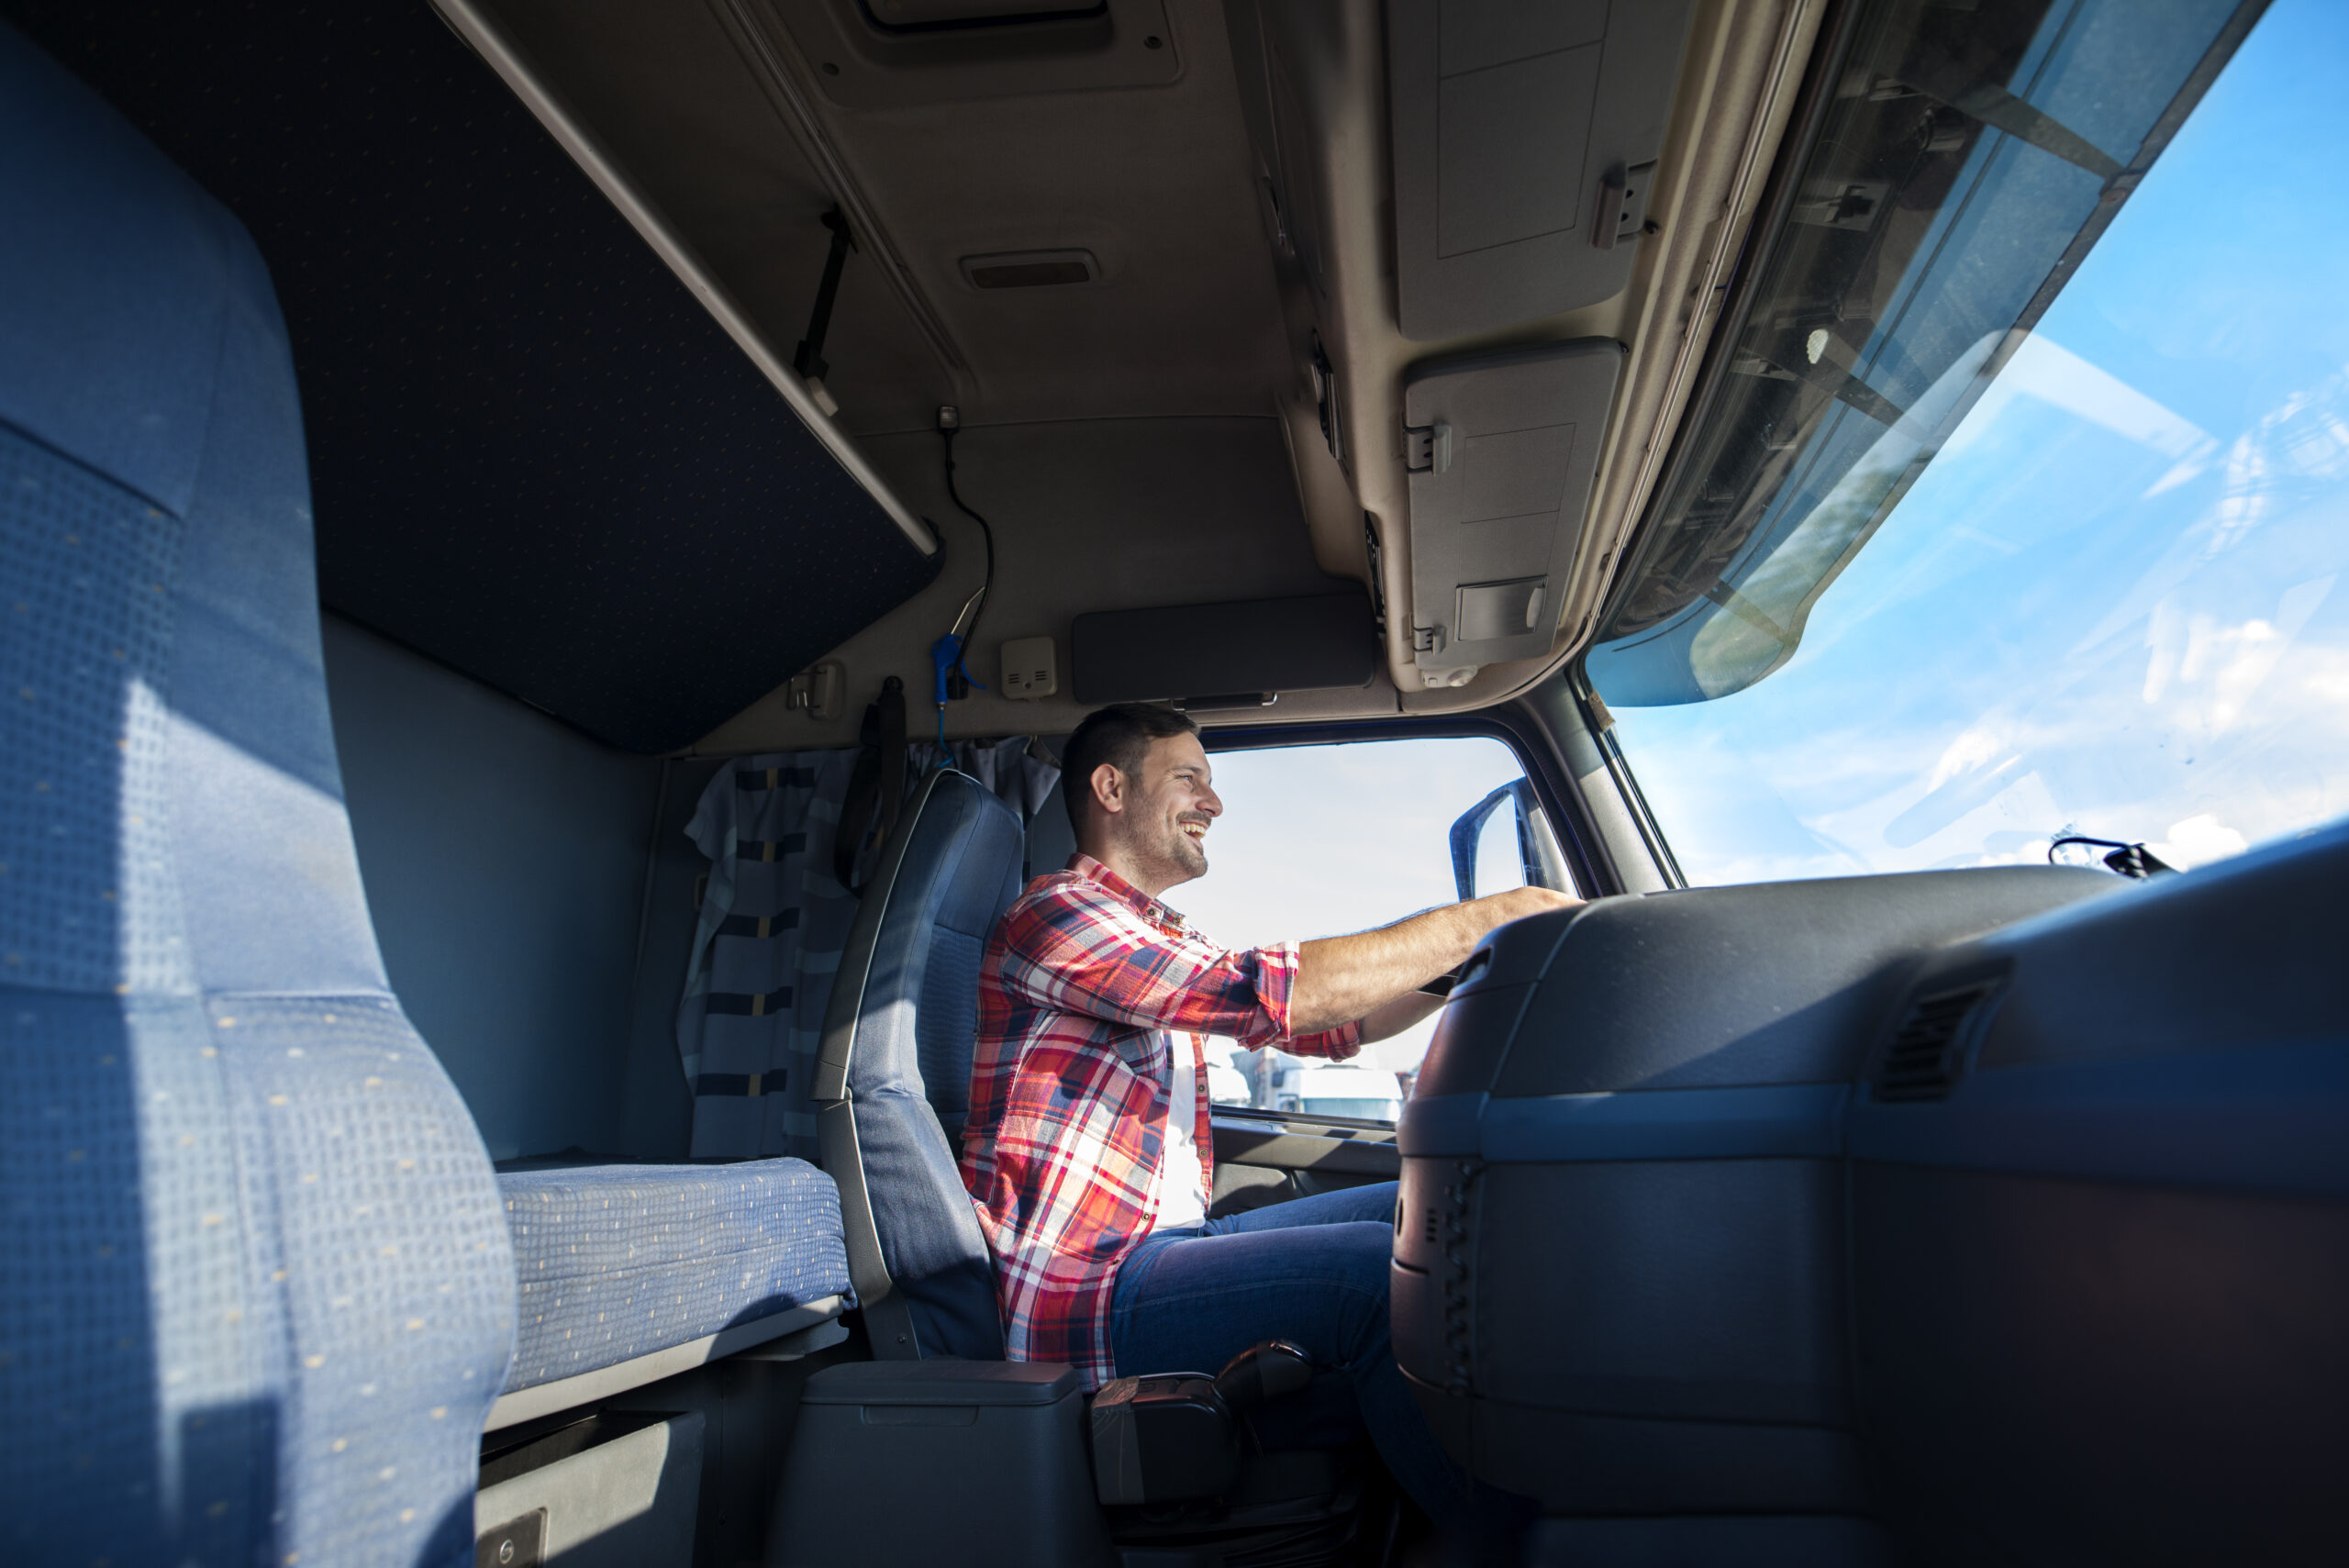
[{"x1": 960, "y1": 854, "x2": 1362, "y2": 1388}]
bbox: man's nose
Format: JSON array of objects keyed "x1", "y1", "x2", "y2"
[{"x1": 1199, "y1": 786, "x2": 1222, "y2": 818}]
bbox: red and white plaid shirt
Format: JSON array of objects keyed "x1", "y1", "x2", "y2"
[{"x1": 960, "y1": 854, "x2": 1362, "y2": 1387}]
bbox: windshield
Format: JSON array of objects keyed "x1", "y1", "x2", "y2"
[{"x1": 1587, "y1": 0, "x2": 2348, "y2": 884}]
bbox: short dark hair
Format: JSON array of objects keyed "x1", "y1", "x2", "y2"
[{"x1": 1062, "y1": 703, "x2": 1200, "y2": 836}]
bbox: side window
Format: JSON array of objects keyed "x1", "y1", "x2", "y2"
[{"x1": 1177, "y1": 735, "x2": 1571, "y2": 1124}]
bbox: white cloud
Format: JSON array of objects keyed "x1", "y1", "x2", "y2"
[
  {"x1": 1621, "y1": 566, "x2": 2349, "y2": 885},
  {"x1": 2142, "y1": 574, "x2": 2336, "y2": 736},
  {"x1": 2148, "y1": 813, "x2": 2249, "y2": 870},
  {"x1": 2209, "y1": 372, "x2": 2349, "y2": 554},
  {"x1": 1927, "y1": 720, "x2": 2012, "y2": 792}
]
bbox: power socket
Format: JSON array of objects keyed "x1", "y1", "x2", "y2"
[{"x1": 1000, "y1": 636, "x2": 1057, "y2": 699}]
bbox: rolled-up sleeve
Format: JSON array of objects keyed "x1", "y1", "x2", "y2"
[
  {"x1": 1248, "y1": 942, "x2": 1360, "y2": 1058},
  {"x1": 1288, "y1": 1019, "x2": 1364, "y2": 1061}
]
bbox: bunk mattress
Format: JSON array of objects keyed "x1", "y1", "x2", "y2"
[{"x1": 497, "y1": 1156, "x2": 852, "y2": 1392}]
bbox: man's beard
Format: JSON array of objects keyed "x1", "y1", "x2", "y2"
[{"x1": 1162, "y1": 817, "x2": 1209, "y2": 880}]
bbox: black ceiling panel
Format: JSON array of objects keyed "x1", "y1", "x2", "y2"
[{"x1": 6, "y1": 0, "x2": 940, "y2": 752}]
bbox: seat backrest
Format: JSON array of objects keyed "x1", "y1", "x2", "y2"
[
  {"x1": 0, "y1": 26, "x2": 515, "y2": 1567},
  {"x1": 817, "y1": 768, "x2": 1026, "y2": 1360}
]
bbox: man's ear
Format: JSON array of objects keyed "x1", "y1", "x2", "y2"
[{"x1": 1090, "y1": 762, "x2": 1126, "y2": 818}]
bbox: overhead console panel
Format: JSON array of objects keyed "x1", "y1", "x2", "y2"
[
  {"x1": 1071, "y1": 590, "x2": 1377, "y2": 708},
  {"x1": 1386, "y1": 0, "x2": 1697, "y2": 339},
  {"x1": 765, "y1": 0, "x2": 1182, "y2": 109},
  {"x1": 1403, "y1": 340, "x2": 1621, "y2": 684}
]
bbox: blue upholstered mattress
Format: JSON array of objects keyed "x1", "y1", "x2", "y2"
[{"x1": 496, "y1": 1157, "x2": 852, "y2": 1392}]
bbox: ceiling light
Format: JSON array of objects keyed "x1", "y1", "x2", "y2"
[{"x1": 960, "y1": 250, "x2": 1101, "y2": 289}]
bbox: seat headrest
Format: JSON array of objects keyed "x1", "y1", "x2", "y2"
[{"x1": 0, "y1": 17, "x2": 384, "y2": 997}]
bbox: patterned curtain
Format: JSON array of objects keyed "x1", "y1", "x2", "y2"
[{"x1": 675, "y1": 738, "x2": 1059, "y2": 1161}]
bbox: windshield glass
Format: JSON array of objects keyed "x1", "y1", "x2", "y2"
[{"x1": 1587, "y1": 0, "x2": 2347, "y2": 884}]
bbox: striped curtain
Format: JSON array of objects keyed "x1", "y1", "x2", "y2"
[{"x1": 674, "y1": 739, "x2": 1058, "y2": 1161}]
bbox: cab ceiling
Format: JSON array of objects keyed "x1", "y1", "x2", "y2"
[
  {"x1": 484, "y1": 0, "x2": 1297, "y2": 434},
  {"x1": 469, "y1": 0, "x2": 1828, "y2": 752},
  {"x1": 25, "y1": 0, "x2": 1820, "y2": 755}
]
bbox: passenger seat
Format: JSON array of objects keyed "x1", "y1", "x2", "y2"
[{"x1": 0, "y1": 23, "x2": 849, "y2": 1563}]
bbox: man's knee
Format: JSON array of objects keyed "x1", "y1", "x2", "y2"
[{"x1": 1339, "y1": 1180, "x2": 1401, "y2": 1226}]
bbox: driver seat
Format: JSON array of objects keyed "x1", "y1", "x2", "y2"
[
  {"x1": 813, "y1": 764, "x2": 1017, "y2": 1360},
  {"x1": 788, "y1": 767, "x2": 1375, "y2": 1562}
]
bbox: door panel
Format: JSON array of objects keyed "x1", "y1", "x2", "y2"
[{"x1": 1209, "y1": 1113, "x2": 1399, "y2": 1217}]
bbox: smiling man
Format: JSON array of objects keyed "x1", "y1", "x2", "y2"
[{"x1": 960, "y1": 701, "x2": 1577, "y2": 1538}]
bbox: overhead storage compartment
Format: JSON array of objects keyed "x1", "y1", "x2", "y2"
[
  {"x1": 1386, "y1": 0, "x2": 1697, "y2": 339},
  {"x1": 27, "y1": 0, "x2": 950, "y2": 754},
  {"x1": 1402, "y1": 340, "x2": 1621, "y2": 682}
]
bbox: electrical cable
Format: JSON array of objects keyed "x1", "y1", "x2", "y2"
[
  {"x1": 929, "y1": 414, "x2": 998, "y2": 758},
  {"x1": 940, "y1": 421, "x2": 996, "y2": 663},
  {"x1": 2049, "y1": 834, "x2": 2176, "y2": 879}
]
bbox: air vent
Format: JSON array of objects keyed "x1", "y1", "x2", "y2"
[
  {"x1": 1873, "y1": 982, "x2": 1998, "y2": 1103},
  {"x1": 961, "y1": 250, "x2": 1100, "y2": 290},
  {"x1": 861, "y1": 0, "x2": 1106, "y2": 34}
]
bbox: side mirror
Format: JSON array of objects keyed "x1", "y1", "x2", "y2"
[{"x1": 1449, "y1": 778, "x2": 1543, "y2": 901}]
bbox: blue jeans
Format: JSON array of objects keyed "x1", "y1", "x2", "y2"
[{"x1": 1107, "y1": 1181, "x2": 1475, "y2": 1531}]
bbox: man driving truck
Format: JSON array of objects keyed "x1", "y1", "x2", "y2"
[{"x1": 959, "y1": 702, "x2": 1579, "y2": 1541}]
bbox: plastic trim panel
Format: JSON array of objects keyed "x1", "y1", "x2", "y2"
[{"x1": 1402, "y1": 1084, "x2": 1848, "y2": 1162}]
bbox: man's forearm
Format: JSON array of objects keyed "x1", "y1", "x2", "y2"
[
  {"x1": 1356, "y1": 988, "x2": 1445, "y2": 1045},
  {"x1": 1291, "y1": 886, "x2": 1577, "y2": 1035},
  {"x1": 1293, "y1": 906, "x2": 1481, "y2": 1033}
]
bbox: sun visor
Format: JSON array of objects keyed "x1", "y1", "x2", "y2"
[
  {"x1": 1403, "y1": 340, "x2": 1623, "y2": 684},
  {"x1": 1071, "y1": 591, "x2": 1378, "y2": 708},
  {"x1": 1386, "y1": 0, "x2": 1696, "y2": 339}
]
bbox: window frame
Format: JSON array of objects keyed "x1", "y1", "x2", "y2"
[
  {"x1": 1561, "y1": 666, "x2": 1688, "y2": 891},
  {"x1": 1196, "y1": 704, "x2": 1619, "y2": 900},
  {"x1": 1178, "y1": 706, "x2": 1604, "y2": 1135}
]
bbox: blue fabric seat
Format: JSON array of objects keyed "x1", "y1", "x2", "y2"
[
  {"x1": 0, "y1": 23, "x2": 860, "y2": 1562},
  {"x1": 499, "y1": 1158, "x2": 852, "y2": 1393},
  {"x1": 818, "y1": 767, "x2": 1028, "y2": 1362},
  {"x1": 0, "y1": 23, "x2": 514, "y2": 1567}
]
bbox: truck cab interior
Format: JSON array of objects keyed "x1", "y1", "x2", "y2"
[{"x1": 3, "y1": 0, "x2": 2343, "y2": 1565}]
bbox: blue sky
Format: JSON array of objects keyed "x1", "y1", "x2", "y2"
[{"x1": 1609, "y1": 0, "x2": 2349, "y2": 885}]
